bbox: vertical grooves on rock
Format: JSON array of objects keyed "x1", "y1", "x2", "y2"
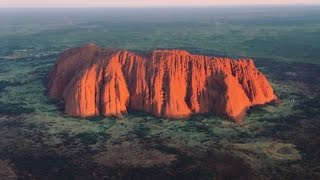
[
  {"x1": 49, "y1": 45, "x2": 277, "y2": 121},
  {"x1": 185, "y1": 58, "x2": 194, "y2": 111}
]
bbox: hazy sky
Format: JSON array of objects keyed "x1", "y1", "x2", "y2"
[{"x1": 1, "y1": 0, "x2": 319, "y2": 7}]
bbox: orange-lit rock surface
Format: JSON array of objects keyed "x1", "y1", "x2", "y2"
[{"x1": 48, "y1": 44, "x2": 277, "y2": 122}]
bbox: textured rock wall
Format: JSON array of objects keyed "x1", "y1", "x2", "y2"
[{"x1": 49, "y1": 44, "x2": 277, "y2": 122}]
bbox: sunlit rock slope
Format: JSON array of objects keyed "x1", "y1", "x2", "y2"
[{"x1": 49, "y1": 44, "x2": 277, "y2": 122}]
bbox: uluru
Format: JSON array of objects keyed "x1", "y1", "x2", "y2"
[{"x1": 48, "y1": 44, "x2": 277, "y2": 122}]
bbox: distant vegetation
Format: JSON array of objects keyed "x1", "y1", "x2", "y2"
[{"x1": 1, "y1": 6, "x2": 320, "y2": 64}]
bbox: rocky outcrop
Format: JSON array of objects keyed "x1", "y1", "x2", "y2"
[{"x1": 48, "y1": 44, "x2": 277, "y2": 122}]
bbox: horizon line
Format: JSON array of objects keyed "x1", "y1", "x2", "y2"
[{"x1": 1, "y1": 3, "x2": 320, "y2": 8}]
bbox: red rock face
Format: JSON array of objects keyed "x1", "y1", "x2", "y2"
[{"x1": 48, "y1": 44, "x2": 277, "y2": 122}]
